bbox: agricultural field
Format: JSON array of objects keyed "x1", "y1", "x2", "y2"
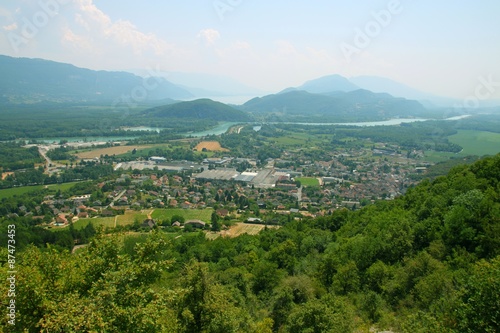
[
  {"x1": 269, "y1": 132, "x2": 325, "y2": 148},
  {"x1": 117, "y1": 210, "x2": 149, "y2": 226},
  {"x1": 53, "y1": 209, "x2": 212, "y2": 232},
  {"x1": 75, "y1": 145, "x2": 151, "y2": 159},
  {"x1": 295, "y1": 177, "x2": 320, "y2": 187},
  {"x1": 422, "y1": 151, "x2": 462, "y2": 163},
  {"x1": 71, "y1": 217, "x2": 116, "y2": 230},
  {"x1": 117, "y1": 144, "x2": 177, "y2": 158},
  {"x1": 207, "y1": 222, "x2": 279, "y2": 239},
  {"x1": 194, "y1": 141, "x2": 229, "y2": 152},
  {"x1": 151, "y1": 208, "x2": 213, "y2": 223},
  {"x1": 448, "y1": 130, "x2": 500, "y2": 156},
  {"x1": 71, "y1": 210, "x2": 151, "y2": 230},
  {"x1": 222, "y1": 222, "x2": 269, "y2": 237},
  {"x1": 0, "y1": 181, "x2": 80, "y2": 199}
]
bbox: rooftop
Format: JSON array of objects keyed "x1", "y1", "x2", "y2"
[{"x1": 195, "y1": 169, "x2": 240, "y2": 181}]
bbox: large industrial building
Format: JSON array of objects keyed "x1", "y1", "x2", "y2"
[{"x1": 195, "y1": 168, "x2": 292, "y2": 188}]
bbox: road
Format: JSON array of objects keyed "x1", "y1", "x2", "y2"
[
  {"x1": 38, "y1": 146, "x2": 65, "y2": 175},
  {"x1": 228, "y1": 125, "x2": 245, "y2": 134},
  {"x1": 109, "y1": 189, "x2": 127, "y2": 208},
  {"x1": 296, "y1": 186, "x2": 303, "y2": 202}
]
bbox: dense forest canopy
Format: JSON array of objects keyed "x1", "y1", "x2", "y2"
[
  {"x1": 0, "y1": 142, "x2": 43, "y2": 171},
  {"x1": 1, "y1": 154, "x2": 499, "y2": 332}
]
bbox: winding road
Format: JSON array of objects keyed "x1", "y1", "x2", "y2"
[{"x1": 38, "y1": 146, "x2": 66, "y2": 175}]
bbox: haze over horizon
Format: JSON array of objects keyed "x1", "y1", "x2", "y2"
[{"x1": 1, "y1": 0, "x2": 499, "y2": 100}]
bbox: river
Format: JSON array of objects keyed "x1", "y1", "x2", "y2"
[
  {"x1": 271, "y1": 115, "x2": 471, "y2": 127},
  {"x1": 27, "y1": 116, "x2": 471, "y2": 143}
]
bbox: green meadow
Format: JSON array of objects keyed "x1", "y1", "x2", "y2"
[
  {"x1": 152, "y1": 208, "x2": 213, "y2": 222},
  {"x1": 70, "y1": 217, "x2": 116, "y2": 230},
  {"x1": 295, "y1": 177, "x2": 320, "y2": 187},
  {"x1": 449, "y1": 130, "x2": 500, "y2": 156},
  {"x1": 0, "y1": 182, "x2": 80, "y2": 200}
]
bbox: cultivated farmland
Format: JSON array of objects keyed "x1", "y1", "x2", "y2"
[
  {"x1": 152, "y1": 208, "x2": 213, "y2": 222},
  {"x1": 194, "y1": 141, "x2": 229, "y2": 152},
  {"x1": 75, "y1": 145, "x2": 151, "y2": 159}
]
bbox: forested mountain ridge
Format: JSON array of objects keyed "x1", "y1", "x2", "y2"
[
  {"x1": 1, "y1": 154, "x2": 499, "y2": 332},
  {"x1": 241, "y1": 89, "x2": 428, "y2": 121},
  {"x1": 142, "y1": 98, "x2": 253, "y2": 121},
  {"x1": 0, "y1": 55, "x2": 193, "y2": 103}
]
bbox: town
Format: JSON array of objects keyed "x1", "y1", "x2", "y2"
[{"x1": 3, "y1": 128, "x2": 431, "y2": 237}]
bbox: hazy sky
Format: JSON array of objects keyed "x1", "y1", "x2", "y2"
[{"x1": 1, "y1": 0, "x2": 499, "y2": 99}]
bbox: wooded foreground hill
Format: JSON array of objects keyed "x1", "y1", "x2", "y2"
[{"x1": 1, "y1": 154, "x2": 499, "y2": 332}]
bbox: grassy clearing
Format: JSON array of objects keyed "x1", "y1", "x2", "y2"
[
  {"x1": 205, "y1": 232, "x2": 221, "y2": 240},
  {"x1": 270, "y1": 133, "x2": 322, "y2": 147},
  {"x1": 210, "y1": 222, "x2": 279, "y2": 239},
  {"x1": 224, "y1": 223, "x2": 268, "y2": 236},
  {"x1": 72, "y1": 217, "x2": 116, "y2": 230},
  {"x1": 295, "y1": 177, "x2": 320, "y2": 187},
  {"x1": 0, "y1": 181, "x2": 80, "y2": 199},
  {"x1": 0, "y1": 186, "x2": 44, "y2": 199},
  {"x1": 422, "y1": 151, "x2": 463, "y2": 163},
  {"x1": 152, "y1": 208, "x2": 213, "y2": 222},
  {"x1": 116, "y1": 210, "x2": 148, "y2": 226},
  {"x1": 271, "y1": 136, "x2": 307, "y2": 146},
  {"x1": 448, "y1": 130, "x2": 500, "y2": 156},
  {"x1": 116, "y1": 144, "x2": 174, "y2": 159}
]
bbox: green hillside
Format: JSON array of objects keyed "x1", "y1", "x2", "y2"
[
  {"x1": 144, "y1": 98, "x2": 253, "y2": 121},
  {"x1": 241, "y1": 89, "x2": 427, "y2": 122}
]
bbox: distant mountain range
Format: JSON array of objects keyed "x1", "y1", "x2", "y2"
[
  {"x1": 3, "y1": 55, "x2": 498, "y2": 122},
  {"x1": 0, "y1": 55, "x2": 193, "y2": 104},
  {"x1": 0, "y1": 55, "x2": 429, "y2": 122},
  {"x1": 280, "y1": 74, "x2": 360, "y2": 95},
  {"x1": 279, "y1": 74, "x2": 459, "y2": 107}
]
